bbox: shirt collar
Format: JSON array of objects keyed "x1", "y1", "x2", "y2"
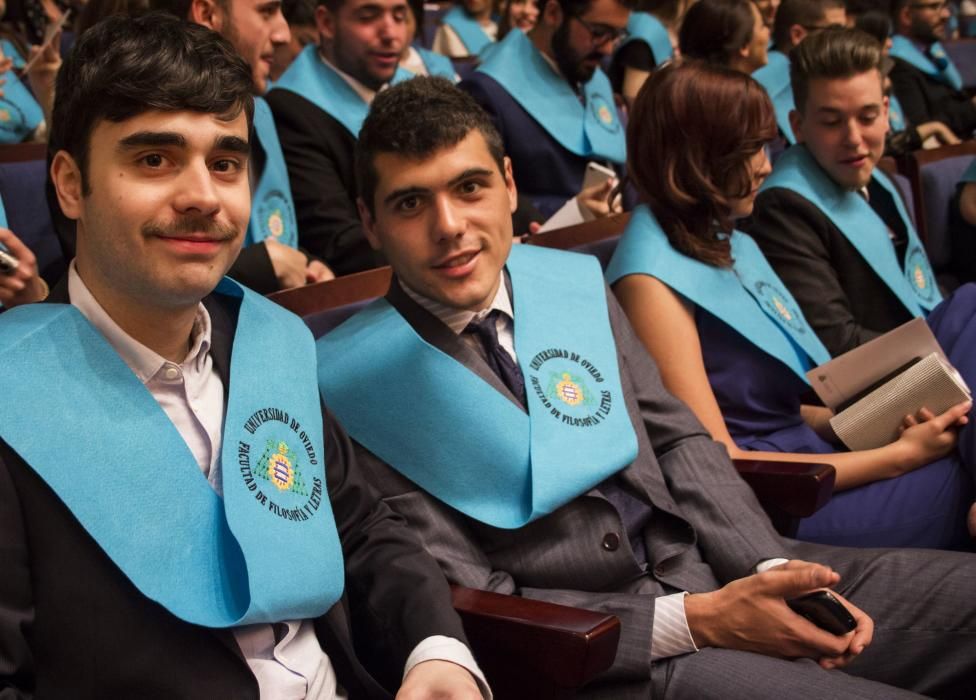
[
  {"x1": 319, "y1": 51, "x2": 381, "y2": 105},
  {"x1": 400, "y1": 271, "x2": 513, "y2": 335},
  {"x1": 67, "y1": 261, "x2": 213, "y2": 384}
]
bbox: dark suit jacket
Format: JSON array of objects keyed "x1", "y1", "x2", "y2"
[
  {"x1": 349, "y1": 279, "x2": 789, "y2": 696},
  {"x1": 889, "y1": 56, "x2": 976, "y2": 140},
  {"x1": 744, "y1": 177, "x2": 916, "y2": 356},
  {"x1": 0, "y1": 282, "x2": 468, "y2": 699},
  {"x1": 265, "y1": 88, "x2": 385, "y2": 277}
]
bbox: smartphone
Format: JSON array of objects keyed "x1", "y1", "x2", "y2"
[
  {"x1": 582, "y1": 161, "x2": 617, "y2": 190},
  {"x1": 0, "y1": 248, "x2": 18, "y2": 275},
  {"x1": 787, "y1": 590, "x2": 857, "y2": 635}
]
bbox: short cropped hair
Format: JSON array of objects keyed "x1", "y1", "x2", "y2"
[
  {"x1": 679, "y1": 0, "x2": 757, "y2": 67},
  {"x1": 627, "y1": 60, "x2": 777, "y2": 267},
  {"x1": 50, "y1": 12, "x2": 254, "y2": 194},
  {"x1": 790, "y1": 26, "x2": 882, "y2": 113},
  {"x1": 773, "y1": 0, "x2": 845, "y2": 50},
  {"x1": 149, "y1": 0, "x2": 227, "y2": 20},
  {"x1": 355, "y1": 77, "x2": 506, "y2": 215}
]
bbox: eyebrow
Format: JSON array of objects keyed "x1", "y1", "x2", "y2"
[
  {"x1": 115, "y1": 131, "x2": 250, "y2": 155},
  {"x1": 815, "y1": 104, "x2": 881, "y2": 115},
  {"x1": 383, "y1": 167, "x2": 496, "y2": 207}
]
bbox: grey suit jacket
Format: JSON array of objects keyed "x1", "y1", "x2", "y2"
[{"x1": 348, "y1": 277, "x2": 791, "y2": 695}]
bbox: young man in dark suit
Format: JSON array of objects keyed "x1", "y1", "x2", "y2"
[
  {"x1": 0, "y1": 16, "x2": 486, "y2": 698},
  {"x1": 317, "y1": 75, "x2": 976, "y2": 699}
]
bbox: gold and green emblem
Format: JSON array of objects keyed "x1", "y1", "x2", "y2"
[
  {"x1": 268, "y1": 209, "x2": 284, "y2": 238},
  {"x1": 772, "y1": 296, "x2": 793, "y2": 322},
  {"x1": 258, "y1": 439, "x2": 308, "y2": 495},
  {"x1": 914, "y1": 264, "x2": 926, "y2": 290},
  {"x1": 598, "y1": 105, "x2": 614, "y2": 126},
  {"x1": 546, "y1": 372, "x2": 594, "y2": 408},
  {"x1": 0, "y1": 110, "x2": 10, "y2": 123}
]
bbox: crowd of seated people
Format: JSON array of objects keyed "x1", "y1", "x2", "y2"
[{"x1": 3, "y1": 0, "x2": 976, "y2": 697}]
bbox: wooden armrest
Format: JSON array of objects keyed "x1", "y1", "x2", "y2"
[
  {"x1": 451, "y1": 585, "x2": 620, "y2": 698},
  {"x1": 734, "y1": 458, "x2": 836, "y2": 518}
]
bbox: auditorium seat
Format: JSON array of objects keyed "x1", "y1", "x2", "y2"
[
  {"x1": 0, "y1": 143, "x2": 66, "y2": 285},
  {"x1": 943, "y1": 39, "x2": 976, "y2": 89}
]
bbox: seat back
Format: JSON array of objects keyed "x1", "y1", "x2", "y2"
[
  {"x1": 906, "y1": 142, "x2": 976, "y2": 270},
  {"x1": 943, "y1": 39, "x2": 976, "y2": 88},
  {"x1": 526, "y1": 212, "x2": 629, "y2": 270},
  {"x1": 0, "y1": 143, "x2": 65, "y2": 284},
  {"x1": 422, "y1": 2, "x2": 449, "y2": 49}
]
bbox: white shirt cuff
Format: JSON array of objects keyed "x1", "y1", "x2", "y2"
[
  {"x1": 755, "y1": 558, "x2": 790, "y2": 573},
  {"x1": 403, "y1": 635, "x2": 492, "y2": 699},
  {"x1": 650, "y1": 592, "x2": 699, "y2": 660}
]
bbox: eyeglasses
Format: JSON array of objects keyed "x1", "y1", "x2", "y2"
[
  {"x1": 909, "y1": 1, "x2": 948, "y2": 9},
  {"x1": 571, "y1": 15, "x2": 629, "y2": 47}
]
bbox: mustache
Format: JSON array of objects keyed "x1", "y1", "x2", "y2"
[{"x1": 142, "y1": 217, "x2": 240, "y2": 241}]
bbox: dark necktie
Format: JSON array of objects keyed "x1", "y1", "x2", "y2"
[{"x1": 464, "y1": 310, "x2": 526, "y2": 405}]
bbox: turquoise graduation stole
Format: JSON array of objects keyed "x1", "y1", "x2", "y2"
[
  {"x1": 416, "y1": 45, "x2": 458, "y2": 81},
  {"x1": 752, "y1": 50, "x2": 796, "y2": 144},
  {"x1": 889, "y1": 93, "x2": 907, "y2": 132},
  {"x1": 0, "y1": 62, "x2": 44, "y2": 145},
  {"x1": 0, "y1": 191, "x2": 7, "y2": 228},
  {"x1": 247, "y1": 96, "x2": 298, "y2": 248},
  {"x1": 0, "y1": 279, "x2": 344, "y2": 627},
  {"x1": 890, "y1": 35, "x2": 963, "y2": 91},
  {"x1": 0, "y1": 38, "x2": 25, "y2": 70},
  {"x1": 317, "y1": 245, "x2": 639, "y2": 529},
  {"x1": 273, "y1": 45, "x2": 412, "y2": 138},
  {"x1": 761, "y1": 146, "x2": 941, "y2": 317},
  {"x1": 606, "y1": 205, "x2": 830, "y2": 377},
  {"x1": 962, "y1": 158, "x2": 976, "y2": 184},
  {"x1": 441, "y1": 6, "x2": 495, "y2": 54},
  {"x1": 478, "y1": 30, "x2": 626, "y2": 164},
  {"x1": 617, "y1": 12, "x2": 673, "y2": 66}
]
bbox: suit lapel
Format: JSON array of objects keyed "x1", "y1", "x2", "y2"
[{"x1": 385, "y1": 278, "x2": 525, "y2": 411}]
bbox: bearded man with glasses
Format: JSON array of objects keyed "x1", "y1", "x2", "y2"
[{"x1": 890, "y1": 0, "x2": 976, "y2": 138}]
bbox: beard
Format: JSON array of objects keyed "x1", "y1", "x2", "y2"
[
  {"x1": 909, "y1": 15, "x2": 945, "y2": 43},
  {"x1": 551, "y1": 23, "x2": 601, "y2": 86}
]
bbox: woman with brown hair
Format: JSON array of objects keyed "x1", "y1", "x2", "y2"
[{"x1": 606, "y1": 60, "x2": 975, "y2": 549}]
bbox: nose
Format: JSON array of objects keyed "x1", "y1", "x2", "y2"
[
  {"x1": 173, "y1": 159, "x2": 221, "y2": 217},
  {"x1": 842, "y1": 119, "x2": 864, "y2": 148},
  {"x1": 272, "y1": 12, "x2": 291, "y2": 46},
  {"x1": 432, "y1": 195, "x2": 465, "y2": 241}
]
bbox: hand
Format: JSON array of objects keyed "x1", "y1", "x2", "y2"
[
  {"x1": 894, "y1": 401, "x2": 971, "y2": 471},
  {"x1": 916, "y1": 121, "x2": 960, "y2": 147},
  {"x1": 305, "y1": 258, "x2": 335, "y2": 284},
  {"x1": 685, "y1": 560, "x2": 873, "y2": 668},
  {"x1": 396, "y1": 659, "x2": 483, "y2": 699},
  {"x1": 264, "y1": 237, "x2": 308, "y2": 290},
  {"x1": 26, "y1": 30, "x2": 62, "y2": 127},
  {"x1": 575, "y1": 178, "x2": 619, "y2": 220},
  {"x1": 0, "y1": 228, "x2": 48, "y2": 308},
  {"x1": 517, "y1": 221, "x2": 541, "y2": 243}
]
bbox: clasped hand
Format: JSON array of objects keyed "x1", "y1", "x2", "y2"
[{"x1": 685, "y1": 560, "x2": 873, "y2": 670}]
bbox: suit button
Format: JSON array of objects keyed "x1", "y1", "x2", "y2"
[{"x1": 602, "y1": 533, "x2": 620, "y2": 551}]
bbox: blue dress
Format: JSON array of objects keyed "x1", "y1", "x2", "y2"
[{"x1": 697, "y1": 292, "x2": 975, "y2": 550}]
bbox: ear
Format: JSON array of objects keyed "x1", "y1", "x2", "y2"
[
  {"x1": 51, "y1": 150, "x2": 84, "y2": 221},
  {"x1": 316, "y1": 4, "x2": 338, "y2": 42},
  {"x1": 189, "y1": 0, "x2": 226, "y2": 32},
  {"x1": 357, "y1": 197, "x2": 382, "y2": 251},
  {"x1": 788, "y1": 109, "x2": 804, "y2": 144},
  {"x1": 503, "y1": 156, "x2": 518, "y2": 214},
  {"x1": 881, "y1": 94, "x2": 890, "y2": 135},
  {"x1": 789, "y1": 24, "x2": 807, "y2": 48}
]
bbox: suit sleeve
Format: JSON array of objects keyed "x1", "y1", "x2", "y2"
[
  {"x1": 889, "y1": 61, "x2": 976, "y2": 139},
  {"x1": 321, "y1": 402, "x2": 470, "y2": 685},
  {"x1": 265, "y1": 89, "x2": 380, "y2": 276},
  {"x1": 0, "y1": 450, "x2": 35, "y2": 699},
  {"x1": 745, "y1": 188, "x2": 882, "y2": 355},
  {"x1": 605, "y1": 289, "x2": 789, "y2": 581}
]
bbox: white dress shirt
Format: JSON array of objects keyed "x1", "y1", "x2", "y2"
[{"x1": 68, "y1": 263, "x2": 489, "y2": 698}]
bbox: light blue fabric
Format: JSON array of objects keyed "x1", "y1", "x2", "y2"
[
  {"x1": 417, "y1": 46, "x2": 458, "y2": 81},
  {"x1": 441, "y1": 6, "x2": 495, "y2": 54},
  {"x1": 618, "y1": 12, "x2": 673, "y2": 66},
  {"x1": 0, "y1": 62, "x2": 44, "y2": 145},
  {"x1": 248, "y1": 97, "x2": 298, "y2": 248},
  {"x1": 477, "y1": 30, "x2": 626, "y2": 163},
  {"x1": 0, "y1": 279, "x2": 344, "y2": 627},
  {"x1": 962, "y1": 159, "x2": 976, "y2": 184},
  {"x1": 762, "y1": 146, "x2": 942, "y2": 316},
  {"x1": 0, "y1": 192, "x2": 7, "y2": 229},
  {"x1": 317, "y1": 245, "x2": 639, "y2": 529},
  {"x1": 752, "y1": 50, "x2": 796, "y2": 143},
  {"x1": 273, "y1": 45, "x2": 411, "y2": 137},
  {"x1": 607, "y1": 205, "x2": 829, "y2": 379},
  {"x1": 0, "y1": 39, "x2": 25, "y2": 69},
  {"x1": 889, "y1": 93, "x2": 907, "y2": 132},
  {"x1": 890, "y1": 35, "x2": 963, "y2": 91}
]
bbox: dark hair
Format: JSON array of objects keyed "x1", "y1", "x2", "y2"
[
  {"x1": 50, "y1": 12, "x2": 254, "y2": 195},
  {"x1": 148, "y1": 0, "x2": 226, "y2": 20},
  {"x1": 283, "y1": 0, "x2": 319, "y2": 24},
  {"x1": 790, "y1": 26, "x2": 882, "y2": 113},
  {"x1": 772, "y1": 0, "x2": 845, "y2": 50},
  {"x1": 78, "y1": 0, "x2": 153, "y2": 34},
  {"x1": 355, "y1": 77, "x2": 505, "y2": 214},
  {"x1": 627, "y1": 60, "x2": 776, "y2": 267},
  {"x1": 853, "y1": 9, "x2": 892, "y2": 44},
  {"x1": 678, "y1": 0, "x2": 756, "y2": 67}
]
